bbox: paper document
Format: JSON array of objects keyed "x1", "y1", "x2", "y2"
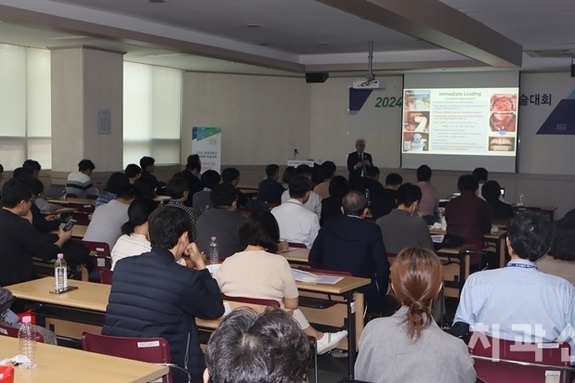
[
  {"x1": 291, "y1": 269, "x2": 343, "y2": 285},
  {"x1": 431, "y1": 235, "x2": 445, "y2": 244},
  {"x1": 278, "y1": 247, "x2": 301, "y2": 253}
]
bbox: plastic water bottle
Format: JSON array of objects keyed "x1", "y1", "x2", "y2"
[
  {"x1": 61, "y1": 189, "x2": 67, "y2": 201},
  {"x1": 517, "y1": 193, "x2": 524, "y2": 207},
  {"x1": 365, "y1": 188, "x2": 371, "y2": 206},
  {"x1": 18, "y1": 316, "x2": 37, "y2": 369},
  {"x1": 209, "y1": 237, "x2": 219, "y2": 265},
  {"x1": 54, "y1": 253, "x2": 67, "y2": 292}
]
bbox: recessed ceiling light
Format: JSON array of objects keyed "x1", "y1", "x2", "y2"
[
  {"x1": 259, "y1": 43, "x2": 269, "y2": 46},
  {"x1": 48, "y1": 35, "x2": 89, "y2": 41},
  {"x1": 317, "y1": 42, "x2": 329, "y2": 46},
  {"x1": 145, "y1": 53, "x2": 184, "y2": 58},
  {"x1": 149, "y1": 0, "x2": 167, "y2": 3},
  {"x1": 247, "y1": 24, "x2": 261, "y2": 28}
]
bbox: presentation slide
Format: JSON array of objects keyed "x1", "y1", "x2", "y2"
[{"x1": 402, "y1": 88, "x2": 519, "y2": 156}]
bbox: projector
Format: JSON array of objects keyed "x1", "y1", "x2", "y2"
[{"x1": 352, "y1": 79, "x2": 385, "y2": 90}]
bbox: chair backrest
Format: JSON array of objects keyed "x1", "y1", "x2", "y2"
[
  {"x1": 0, "y1": 322, "x2": 45, "y2": 343},
  {"x1": 222, "y1": 294, "x2": 281, "y2": 308},
  {"x1": 82, "y1": 241, "x2": 112, "y2": 270},
  {"x1": 82, "y1": 332, "x2": 171, "y2": 382},
  {"x1": 471, "y1": 355, "x2": 574, "y2": 383},
  {"x1": 298, "y1": 267, "x2": 352, "y2": 276},
  {"x1": 287, "y1": 242, "x2": 307, "y2": 249},
  {"x1": 100, "y1": 269, "x2": 114, "y2": 285},
  {"x1": 86, "y1": 194, "x2": 98, "y2": 200},
  {"x1": 71, "y1": 212, "x2": 91, "y2": 225},
  {"x1": 469, "y1": 333, "x2": 571, "y2": 367}
]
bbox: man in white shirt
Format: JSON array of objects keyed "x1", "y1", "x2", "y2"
[
  {"x1": 281, "y1": 164, "x2": 321, "y2": 218},
  {"x1": 272, "y1": 175, "x2": 320, "y2": 249},
  {"x1": 65, "y1": 159, "x2": 99, "y2": 198}
]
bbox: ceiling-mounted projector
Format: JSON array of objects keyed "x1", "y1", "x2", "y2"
[
  {"x1": 352, "y1": 79, "x2": 385, "y2": 90},
  {"x1": 352, "y1": 41, "x2": 385, "y2": 90}
]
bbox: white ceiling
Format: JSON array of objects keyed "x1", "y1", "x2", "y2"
[{"x1": 0, "y1": 0, "x2": 573, "y2": 74}]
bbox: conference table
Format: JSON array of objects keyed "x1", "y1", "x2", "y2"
[
  {"x1": 0, "y1": 336, "x2": 168, "y2": 383},
  {"x1": 8, "y1": 274, "x2": 368, "y2": 378},
  {"x1": 48, "y1": 195, "x2": 171, "y2": 205}
]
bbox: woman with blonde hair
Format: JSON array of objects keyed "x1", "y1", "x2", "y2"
[{"x1": 355, "y1": 246, "x2": 475, "y2": 383}]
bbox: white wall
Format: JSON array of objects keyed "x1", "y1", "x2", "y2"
[{"x1": 181, "y1": 73, "x2": 311, "y2": 166}]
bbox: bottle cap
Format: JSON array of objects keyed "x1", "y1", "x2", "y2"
[
  {"x1": 22, "y1": 316, "x2": 32, "y2": 323},
  {"x1": 57, "y1": 253, "x2": 64, "y2": 259},
  {"x1": 211, "y1": 236, "x2": 216, "y2": 241}
]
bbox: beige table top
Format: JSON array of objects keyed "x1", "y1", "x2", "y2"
[
  {"x1": 429, "y1": 228, "x2": 507, "y2": 240},
  {"x1": 51, "y1": 224, "x2": 87, "y2": 239},
  {"x1": 296, "y1": 275, "x2": 371, "y2": 295},
  {"x1": 48, "y1": 198, "x2": 95, "y2": 205},
  {"x1": 7, "y1": 278, "x2": 289, "y2": 330},
  {"x1": 0, "y1": 336, "x2": 168, "y2": 383},
  {"x1": 279, "y1": 247, "x2": 310, "y2": 263},
  {"x1": 7, "y1": 278, "x2": 110, "y2": 312},
  {"x1": 41, "y1": 207, "x2": 78, "y2": 215}
]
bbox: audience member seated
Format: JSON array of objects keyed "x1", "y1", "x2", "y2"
[
  {"x1": 445, "y1": 174, "x2": 491, "y2": 244},
  {"x1": 310, "y1": 191, "x2": 389, "y2": 314},
  {"x1": 537, "y1": 217, "x2": 575, "y2": 286},
  {"x1": 354, "y1": 166, "x2": 386, "y2": 220},
  {"x1": 313, "y1": 161, "x2": 336, "y2": 199},
  {"x1": 204, "y1": 307, "x2": 310, "y2": 383},
  {"x1": 215, "y1": 211, "x2": 347, "y2": 354},
  {"x1": 221, "y1": 167, "x2": 249, "y2": 207},
  {"x1": 473, "y1": 167, "x2": 505, "y2": 202},
  {"x1": 193, "y1": 170, "x2": 221, "y2": 217},
  {"x1": 84, "y1": 185, "x2": 140, "y2": 248},
  {"x1": 14, "y1": 166, "x2": 58, "y2": 211},
  {"x1": 134, "y1": 176, "x2": 157, "y2": 199},
  {"x1": 281, "y1": 165, "x2": 322, "y2": 218},
  {"x1": 416, "y1": 164, "x2": 439, "y2": 224},
  {"x1": 124, "y1": 163, "x2": 141, "y2": 184},
  {"x1": 165, "y1": 177, "x2": 198, "y2": 240},
  {"x1": 452, "y1": 212, "x2": 575, "y2": 350},
  {"x1": 376, "y1": 183, "x2": 434, "y2": 254},
  {"x1": 65, "y1": 159, "x2": 98, "y2": 198},
  {"x1": 320, "y1": 176, "x2": 349, "y2": 226},
  {"x1": 0, "y1": 179, "x2": 73, "y2": 286},
  {"x1": 1, "y1": 286, "x2": 58, "y2": 345},
  {"x1": 195, "y1": 184, "x2": 246, "y2": 258},
  {"x1": 103, "y1": 206, "x2": 224, "y2": 383},
  {"x1": 355, "y1": 247, "x2": 476, "y2": 383},
  {"x1": 111, "y1": 198, "x2": 157, "y2": 270},
  {"x1": 139, "y1": 156, "x2": 160, "y2": 189},
  {"x1": 279, "y1": 166, "x2": 296, "y2": 189},
  {"x1": 481, "y1": 180, "x2": 514, "y2": 219},
  {"x1": 22, "y1": 159, "x2": 42, "y2": 178},
  {"x1": 95, "y1": 172, "x2": 130, "y2": 209},
  {"x1": 0, "y1": 163, "x2": 3, "y2": 204},
  {"x1": 25, "y1": 177, "x2": 61, "y2": 234},
  {"x1": 271, "y1": 175, "x2": 320, "y2": 249},
  {"x1": 258, "y1": 164, "x2": 286, "y2": 203},
  {"x1": 173, "y1": 156, "x2": 203, "y2": 206},
  {"x1": 381, "y1": 172, "x2": 402, "y2": 217}
]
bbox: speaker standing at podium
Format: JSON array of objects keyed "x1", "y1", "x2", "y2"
[{"x1": 347, "y1": 138, "x2": 373, "y2": 188}]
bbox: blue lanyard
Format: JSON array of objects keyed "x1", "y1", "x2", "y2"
[{"x1": 506, "y1": 262, "x2": 538, "y2": 270}]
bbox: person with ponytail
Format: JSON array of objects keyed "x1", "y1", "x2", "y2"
[
  {"x1": 110, "y1": 198, "x2": 157, "y2": 270},
  {"x1": 355, "y1": 246, "x2": 475, "y2": 383}
]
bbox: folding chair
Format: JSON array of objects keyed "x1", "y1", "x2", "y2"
[
  {"x1": 82, "y1": 241, "x2": 112, "y2": 282},
  {"x1": 468, "y1": 333, "x2": 573, "y2": 383},
  {"x1": 221, "y1": 294, "x2": 280, "y2": 308},
  {"x1": 0, "y1": 322, "x2": 45, "y2": 343},
  {"x1": 288, "y1": 242, "x2": 307, "y2": 249},
  {"x1": 99, "y1": 269, "x2": 114, "y2": 285},
  {"x1": 82, "y1": 332, "x2": 190, "y2": 383}
]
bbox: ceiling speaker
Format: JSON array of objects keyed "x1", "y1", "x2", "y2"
[{"x1": 305, "y1": 72, "x2": 329, "y2": 83}]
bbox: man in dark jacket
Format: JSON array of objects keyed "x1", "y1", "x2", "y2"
[
  {"x1": 309, "y1": 191, "x2": 389, "y2": 314},
  {"x1": 354, "y1": 166, "x2": 386, "y2": 220},
  {"x1": 173, "y1": 157, "x2": 203, "y2": 206},
  {"x1": 347, "y1": 138, "x2": 373, "y2": 188},
  {"x1": 103, "y1": 206, "x2": 224, "y2": 383}
]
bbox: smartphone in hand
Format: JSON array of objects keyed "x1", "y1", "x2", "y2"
[{"x1": 63, "y1": 219, "x2": 77, "y2": 232}]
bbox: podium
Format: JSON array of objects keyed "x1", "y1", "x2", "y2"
[
  {"x1": 287, "y1": 159, "x2": 315, "y2": 167},
  {"x1": 287, "y1": 159, "x2": 321, "y2": 185}
]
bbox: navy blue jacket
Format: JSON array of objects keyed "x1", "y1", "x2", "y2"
[
  {"x1": 103, "y1": 247, "x2": 224, "y2": 383},
  {"x1": 309, "y1": 215, "x2": 389, "y2": 314}
]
